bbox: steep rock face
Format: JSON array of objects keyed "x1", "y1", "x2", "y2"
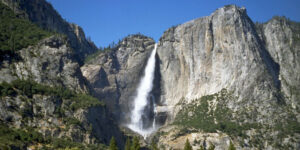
[
  {"x1": 0, "y1": 35, "x2": 125, "y2": 148},
  {"x1": 0, "y1": 1, "x2": 127, "y2": 148},
  {"x1": 157, "y1": 5, "x2": 279, "y2": 121},
  {"x1": 0, "y1": 35, "x2": 87, "y2": 92},
  {"x1": 0, "y1": 93, "x2": 124, "y2": 147},
  {"x1": 156, "y1": 5, "x2": 299, "y2": 149},
  {"x1": 0, "y1": 94, "x2": 95, "y2": 144},
  {"x1": 1, "y1": 0, "x2": 98, "y2": 63},
  {"x1": 258, "y1": 17, "x2": 300, "y2": 112},
  {"x1": 81, "y1": 35, "x2": 155, "y2": 120}
]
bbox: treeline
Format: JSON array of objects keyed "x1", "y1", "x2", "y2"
[
  {"x1": 84, "y1": 33, "x2": 150, "y2": 64},
  {"x1": 84, "y1": 41, "x2": 119, "y2": 63},
  {"x1": 0, "y1": 123, "x2": 106, "y2": 149},
  {"x1": 108, "y1": 137, "x2": 237, "y2": 150},
  {"x1": 0, "y1": 2, "x2": 52, "y2": 54},
  {"x1": 0, "y1": 79, "x2": 104, "y2": 110},
  {"x1": 109, "y1": 136, "x2": 141, "y2": 150}
]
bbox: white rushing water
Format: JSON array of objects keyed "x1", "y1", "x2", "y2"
[{"x1": 128, "y1": 44, "x2": 157, "y2": 138}]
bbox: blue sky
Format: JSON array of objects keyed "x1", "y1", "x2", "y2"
[{"x1": 47, "y1": 0, "x2": 300, "y2": 47}]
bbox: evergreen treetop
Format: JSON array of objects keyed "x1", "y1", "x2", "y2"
[
  {"x1": 109, "y1": 136, "x2": 118, "y2": 150},
  {"x1": 228, "y1": 141, "x2": 236, "y2": 150},
  {"x1": 184, "y1": 139, "x2": 193, "y2": 150}
]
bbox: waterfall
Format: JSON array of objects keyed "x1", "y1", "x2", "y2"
[{"x1": 128, "y1": 44, "x2": 157, "y2": 138}]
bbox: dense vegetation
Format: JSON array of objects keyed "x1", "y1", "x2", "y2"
[
  {"x1": 0, "y1": 79, "x2": 107, "y2": 149},
  {"x1": 174, "y1": 89, "x2": 260, "y2": 138},
  {"x1": 84, "y1": 47, "x2": 112, "y2": 63},
  {"x1": 111, "y1": 136, "x2": 141, "y2": 150},
  {"x1": 0, "y1": 123, "x2": 107, "y2": 149},
  {"x1": 0, "y1": 123, "x2": 43, "y2": 149},
  {"x1": 109, "y1": 136, "x2": 118, "y2": 150},
  {"x1": 84, "y1": 40, "x2": 120, "y2": 64},
  {"x1": 0, "y1": 79, "x2": 104, "y2": 110},
  {"x1": 173, "y1": 89, "x2": 300, "y2": 149},
  {"x1": 183, "y1": 139, "x2": 192, "y2": 150},
  {"x1": 0, "y1": 2, "x2": 52, "y2": 54}
]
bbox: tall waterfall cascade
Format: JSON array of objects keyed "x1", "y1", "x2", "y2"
[{"x1": 128, "y1": 44, "x2": 158, "y2": 138}]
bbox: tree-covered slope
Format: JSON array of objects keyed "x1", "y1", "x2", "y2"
[{"x1": 0, "y1": 2, "x2": 52, "y2": 54}]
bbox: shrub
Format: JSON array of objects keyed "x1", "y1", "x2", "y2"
[
  {"x1": 0, "y1": 123, "x2": 44, "y2": 148},
  {"x1": 70, "y1": 94, "x2": 104, "y2": 110},
  {"x1": 184, "y1": 139, "x2": 192, "y2": 150},
  {"x1": 0, "y1": 80, "x2": 104, "y2": 111},
  {"x1": 109, "y1": 136, "x2": 118, "y2": 150}
]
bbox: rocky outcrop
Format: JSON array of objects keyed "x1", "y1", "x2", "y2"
[
  {"x1": 0, "y1": 93, "x2": 124, "y2": 147},
  {"x1": 156, "y1": 5, "x2": 300, "y2": 149},
  {"x1": 257, "y1": 17, "x2": 300, "y2": 113},
  {"x1": 0, "y1": 34, "x2": 125, "y2": 148},
  {"x1": 81, "y1": 34, "x2": 155, "y2": 120},
  {"x1": 157, "y1": 126, "x2": 232, "y2": 150},
  {"x1": 0, "y1": 1, "x2": 127, "y2": 148},
  {"x1": 0, "y1": 35, "x2": 87, "y2": 92},
  {"x1": 157, "y1": 5, "x2": 279, "y2": 121},
  {"x1": 1, "y1": 0, "x2": 98, "y2": 64},
  {"x1": 0, "y1": 94, "x2": 94, "y2": 143}
]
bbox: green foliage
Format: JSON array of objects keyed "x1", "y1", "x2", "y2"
[
  {"x1": 63, "y1": 117, "x2": 81, "y2": 126},
  {"x1": 0, "y1": 79, "x2": 104, "y2": 111},
  {"x1": 0, "y1": 123, "x2": 44, "y2": 148},
  {"x1": 0, "y1": 123, "x2": 107, "y2": 150},
  {"x1": 274, "y1": 113, "x2": 300, "y2": 139},
  {"x1": 0, "y1": 79, "x2": 72, "y2": 98},
  {"x1": 208, "y1": 143, "x2": 215, "y2": 150},
  {"x1": 150, "y1": 138, "x2": 159, "y2": 150},
  {"x1": 198, "y1": 145, "x2": 204, "y2": 150},
  {"x1": 0, "y1": 81, "x2": 16, "y2": 97},
  {"x1": 228, "y1": 141, "x2": 236, "y2": 150},
  {"x1": 84, "y1": 39, "x2": 124, "y2": 64},
  {"x1": 174, "y1": 89, "x2": 260, "y2": 138},
  {"x1": 184, "y1": 139, "x2": 193, "y2": 150},
  {"x1": 70, "y1": 93, "x2": 104, "y2": 110},
  {"x1": 84, "y1": 48, "x2": 108, "y2": 63},
  {"x1": 109, "y1": 136, "x2": 118, "y2": 150},
  {"x1": 125, "y1": 137, "x2": 131, "y2": 150},
  {"x1": 43, "y1": 138, "x2": 107, "y2": 150},
  {"x1": 174, "y1": 94, "x2": 217, "y2": 132},
  {"x1": 0, "y1": 3, "x2": 52, "y2": 53},
  {"x1": 131, "y1": 136, "x2": 140, "y2": 150},
  {"x1": 50, "y1": 138, "x2": 85, "y2": 149}
]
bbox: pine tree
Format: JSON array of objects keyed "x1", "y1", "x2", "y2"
[
  {"x1": 228, "y1": 141, "x2": 236, "y2": 150},
  {"x1": 184, "y1": 139, "x2": 193, "y2": 150},
  {"x1": 125, "y1": 137, "x2": 131, "y2": 150},
  {"x1": 150, "y1": 138, "x2": 159, "y2": 150},
  {"x1": 198, "y1": 145, "x2": 204, "y2": 150},
  {"x1": 131, "y1": 136, "x2": 140, "y2": 150},
  {"x1": 109, "y1": 136, "x2": 118, "y2": 150},
  {"x1": 208, "y1": 142, "x2": 215, "y2": 150}
]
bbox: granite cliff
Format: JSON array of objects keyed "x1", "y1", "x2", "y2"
[
  {"x1": 0, "y1": 1, "x2": 299, "y2": 149},
  {"x1": 80, "y1": 5, "x2": 299, "y2": 149},
  {"x1": 0, "y1": 0, "x2": 98, "y2": 64},
  {"x1": 0, "y1": 1, "x2": 125, "y2": 149},
  {"x1": 154, "y1": 5, "x2": 300, "y2": 150},
  {"x1": 81, "y1": 34, "x2": 156, "y2": 122}
]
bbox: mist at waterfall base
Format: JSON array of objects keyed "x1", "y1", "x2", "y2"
[{"x1": 127, "y1": 44, "x2": 158, "y2": 138}]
